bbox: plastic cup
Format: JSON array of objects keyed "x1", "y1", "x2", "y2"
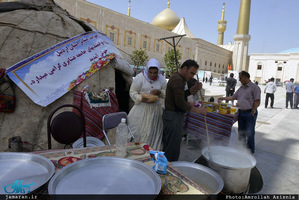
[
  {"x1": 230, "y1": 107, "x2": 237, "y2": 114},
  {"x1": 134, "y1": 134, "x2": 141, "y2": 146}
]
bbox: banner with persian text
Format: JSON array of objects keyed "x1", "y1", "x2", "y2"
[{"x1": 6, "y1": 31, "x2": 121, "y2": 107}]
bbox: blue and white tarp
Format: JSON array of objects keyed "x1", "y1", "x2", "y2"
[{"x1": 6, "y1": 31, "x2": 121, "y2": 107}]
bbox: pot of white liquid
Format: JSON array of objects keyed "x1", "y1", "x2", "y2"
[{"x1": 201, "y1": 146, "x2": 256, "y2": 194}]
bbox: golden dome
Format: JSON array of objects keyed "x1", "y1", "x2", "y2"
[{"x1": 152, "y1": 8, "x2": 180, "y2": 31}]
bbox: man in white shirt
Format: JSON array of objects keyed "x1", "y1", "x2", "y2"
[
  {"x1": 264, "y1": 78, "x2": 277, "y2": 108},
  {"x1": 286, "y1": 78, "x2": 295, "y2": 109}
]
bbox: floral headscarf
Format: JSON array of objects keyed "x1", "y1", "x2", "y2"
[{"x1": 143, "y1": 58, "x2": 164, "y2": 83}]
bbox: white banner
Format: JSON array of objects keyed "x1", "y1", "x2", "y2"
[{"x1": 6, "y1": 31, "x2": 121, "y2": 107}]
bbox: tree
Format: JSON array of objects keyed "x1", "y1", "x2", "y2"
[
  {"x1": 163, "y1": 49, "x2": 182, "y2": 76},
  {"x1": 129, "y1": 49, "x2": 148, "y2": 75}
]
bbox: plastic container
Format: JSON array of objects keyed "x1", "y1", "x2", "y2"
[
  {"x1": 219, "y1": 103, "x2": 228, "y2": 114},
  {"x1": 206, "y1": 104, "x2": 215, "y2": 112},
  {"x1": 115, "y1": 118, "x2": 129, "y2": 157},
  {"x1": 219, "y1": 107, "x2": 227, "y2": 114}
]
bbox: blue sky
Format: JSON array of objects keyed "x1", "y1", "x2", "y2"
[{"x1": 87, "y1": 0, "x2": 299, "y2": 54}]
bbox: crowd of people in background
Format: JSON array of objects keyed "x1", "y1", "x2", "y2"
[{"x1": 261, "y1": 77, "x2": 298, "y2": 109}]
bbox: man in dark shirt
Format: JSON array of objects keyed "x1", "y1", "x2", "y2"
[
  {"x1": 225, "y1": 73, "x2": 237, "y2": 104},
  {"x1": 162, "y1": 60, "x2": 207, "y2": 161}
]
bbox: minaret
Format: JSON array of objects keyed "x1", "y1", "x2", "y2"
[
  {"x1": 233, "y1": 0, "x2": 251, "y2": 72},
  {"x1": 128, "y1": 0, "x2": 131, "y2": 16},
  {"x1": 217, "y1": 3, "x2": 227, "y2": 45}
]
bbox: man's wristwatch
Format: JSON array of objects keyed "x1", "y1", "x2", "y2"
[{"x1": 251, "y1": 110, "x2": 256, "y2": 114}]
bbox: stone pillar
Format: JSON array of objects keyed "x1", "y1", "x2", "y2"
[
  {"x1": 233, "y1": 0, "x2": 251, "y2": 72},
  {"x1": 233, "y1": 34, "x2": 250, "y2": 72}
]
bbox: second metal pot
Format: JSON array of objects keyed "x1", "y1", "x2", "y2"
[{"x1": 201, "y1": 146, "x2": 256, "y2": 194}]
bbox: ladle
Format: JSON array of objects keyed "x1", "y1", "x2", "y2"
[{"x1": 198, "y1": 84, "x2": 213, "y2": 161}]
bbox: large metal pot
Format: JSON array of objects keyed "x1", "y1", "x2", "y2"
[
  {"x1": 171, "y1": 161, "x2": 224, "y2": 194},
  {"x1": 201, "y1": 146, "x2": 256, "y2": 194}
]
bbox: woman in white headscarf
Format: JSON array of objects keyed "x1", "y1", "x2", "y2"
[{"x1": 128, "y1": 58, "x2": 167, "y2": 150}]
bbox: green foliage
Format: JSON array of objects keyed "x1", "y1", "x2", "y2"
[
  {"x1": 129, "y1": 49, "x2": 148, "y2": 73},
  {"x1": 163, "y1": 49, "x2": 182, "y2": 76}
]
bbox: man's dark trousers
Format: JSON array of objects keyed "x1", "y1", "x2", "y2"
[
  {"x1": 162, "y1": 110, "x2": 185, "y2": 162},
  {"x1": 286, "y1": 92, "x2": 294, "y2": 108},
  {"x1": 265, "y1": 93, "x2": 274, "y2": 108}
]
